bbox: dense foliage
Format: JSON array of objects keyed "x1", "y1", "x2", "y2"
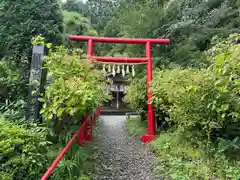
[
  {"x1": 124, "y1": 77, "x2": 147, "y2": 120},
  {"x1": 0, "y1": 0, "x2": 63, "y2": 60},
  {"x1": 40, "y1": 45, "x2": 109, "y2": 133},
  {"x1": 126, "y1": 34, "x2": 240, "y2": 178},
  {"x1": 0, "y1": 44, "x2": 108, "y2": 179},
  {"x1": 151, "y1": 34, "x2": 240, "y2": 140},
  {"x1": 86, "y1": 0, "x2": 120, "y2": 33},
  {"x1": 1, "y1": 0, "x2": 240, "y2": 179},
  {"x1": 63, "y1": 0, "x2": 88, "y2": 15},
  {"x1": 0, "y1": 118, "x2": 50, "y2": 180},
  {"x1": 0, "y1": 61, "x2": 22, "y2": 103},
  {"x1": 0, "y1": 0, "x2": 64, "y2": 104},
  {"x1": 63, "y1": 11, "x2": 97, "y2": 37},
  {"x1": 0, "y1": 113, "x2": 96, "y2": 180},
  {"x1": 0, "y1": 0, "x2": 98, "y2": 179},
  {"x1": 102, "y1": 0, "x2": 240, "y2": 67},
  {"x1": 0, "y1": 0, "x2": 107, "y2": 179}
]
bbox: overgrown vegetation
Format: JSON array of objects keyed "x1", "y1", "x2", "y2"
[
  {"x1": 1, "y1": 0, "x2": 240, "y2": 179},
  {"x1": 126, "y1": 34, "x2": 240, "y2": 179},
  {"x1": 0, "y1": 40, "x2": 109, "y2": 179},
  {"x1": 0, "y1": 114, "x2": 99, "y2": 180},
  {"x1": 0, "y1": 0, "x2": 63, "y2": 60},
  {"x1": 151, "y1": 131, "x2": 240, "y2": 179},
  {"x1": 1, "y1": 1, "x2": 109, "y2": 179},
  {"x1": 126, "y1": 117, "x2": 147, "y2": 137},
  {"x1": 91, "y1": 0, "x2": 240, "y2": 67},
  {"x1": 0, "y1": 118, "x2": 49, "y2": 180},
  {"x1": 124, "y1": 78, "x2": 147, "y2": 121},
  {"x1": 40, "y1": 44, "x2": 109, "y2": 136}
]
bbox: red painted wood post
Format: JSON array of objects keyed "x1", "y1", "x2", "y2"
[
  {"x1": 83, "y1": 114, "x2": 93, "y2": 141},
  {"x1": 76, "y1": 129, "x2": 84, "y2": 146},
  {"x1": 41, "y1": 109, "x2": 99, "y2": 179},
  {"x1": 97, "y1": 105, "x2": 101, "y2": 117},
  {"x1": 91, "y1": 56, "x2": 148, "y2": 63},
  {"x1": 76, "y1": 116, "x2": 86, "y2": 146},
  {"x1": 88, "y1": 115, "x2": 93, "y2": 141},
  {"x1": 93, "y1": 113, "x2": 96, "y2": 127},
  {"x1": 146, "y1": 41, "x2": 155, "y2": 135},
  {"x1": 88, "y1": 39, "x2": 93, "y2": 59},
  {"x1": 140, "y1": 41, "x2": 156, "y2": 143},
  {"x1": 69, "y1": 36, "x2": 170, "y2": 45},
  {"x1": 83, "y1": 115, "x2": 88, "y2": 141}
]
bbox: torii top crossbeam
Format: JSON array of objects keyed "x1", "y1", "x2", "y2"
[
  {"x1": 68, "y1": 35, "x2": 170, "y2": 44},
  {"x1": 68, "y1": 35, "x2": 170, "y2": 143},
  {"x1": 68, "y1": 36, "x2": 170, "y2": 64}
]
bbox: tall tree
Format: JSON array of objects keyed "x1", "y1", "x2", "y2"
[
  {"x1": 62, "y1": 0, "x2": 88, "y2": 15},
  {"x1": 102, "y1": 0, "x2": 240, "y2": 67},
  {"x1": 0, "y1": 0, "x2": 63, "y2": 60},
  {"x1": 63, "y1": 11, "x2": 97, "y2": 36},
  {"x1": 63, "y1": 10, "x2": 98, "y2": 48},
  {"x1": 86, "y1": 0, "x2": 120, "y2": 33}
]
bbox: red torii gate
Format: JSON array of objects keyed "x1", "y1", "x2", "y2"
[{"x1": 68, "y1": 35, "x2": 170, "y2": 143}]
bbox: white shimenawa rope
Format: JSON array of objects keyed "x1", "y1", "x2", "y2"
[{"x1": 97, "y1": 61, "x2": 144, "y2": 77}]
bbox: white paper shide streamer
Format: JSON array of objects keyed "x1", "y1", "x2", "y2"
[
  {"x1": 132, "y1": 65, "x2": 135, "y2": 77},
  {"x1": 100, "y1": 63, "x2": 137, "y2": 77},
  {"x1": 117, "y1": 65, "x2": 120, "y2": 73},
  {"x1": 126, "y1": 65, "x2": 130, "y2": 74},
  {"x1": 112, "y1": 65, "x2": 116, "y2": 76},
  {"x1": 122, "y1": 65, "x2": 125, "y2": 76}
]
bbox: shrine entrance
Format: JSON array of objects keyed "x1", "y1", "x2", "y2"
[{"x1": 68, "y1": 35, "x2": 170, "y2": 143}]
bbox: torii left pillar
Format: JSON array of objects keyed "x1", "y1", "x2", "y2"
[{"x1": 68, "y1": 35, "x2": 170, "y2": 143}]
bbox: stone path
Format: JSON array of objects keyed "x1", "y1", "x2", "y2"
[{"x1": 93, "y1": 116, "x2": 157, "y2": 180}]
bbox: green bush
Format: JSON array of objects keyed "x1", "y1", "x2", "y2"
[
  {"x1": 50, "y1": 142, "x2": 94, "y2": 180},
  {"x1": 126, "y1": 117, "x2": 147, "y2": 136},
  {"x1": 0, "y1": 100, "x2": 26, "y2": 123},
  {"x1": 151, "y1": 34, "x2": 240, "y2": 145},
  {"x1": 152, "y1": 68, "x2": 214, "y2": 130},
  {"x1": 0, "y1": 36, "x2": 109, "y2": 179},
  {"x1": 40, "y1": 46, "x2": 109, "y2": 128},
  {"x1": 124, "y1": 77, "x2": 147, "y2": 120},
  {"x1": 151, "y1": 131, "x2": 240, "y2": 179},
  {"x1": 152, "y1": 68, "x2": 215, "y2": 138},
  {"x1": 0, "y1": 0, "x2": 63, "y2": 59},
  {"x1": 0, "y1": 118, "x2": 50, "y2": 180},
  {"x1": 125, "y1": 34, "x2": 240, "y2": 178},
  {"x1": 0, "y1": 60, "x2": 27, "y2": 103},
  {"x1": 0, "y1": 117, "x2": 95, "y2": 180}
]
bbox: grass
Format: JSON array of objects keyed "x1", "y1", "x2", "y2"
[
  {"x1": 149, "y1": 132, "x2": 240, "y2": 180},
  {"x1": 49, "y1": 118, "x2": 101, "y2": 180},
  {"x1": 125, "y1": 116, "x2": 147, "y2": 136},
  {"x1": 125, "y1": 118, "x2": 240, "y2": 179}
]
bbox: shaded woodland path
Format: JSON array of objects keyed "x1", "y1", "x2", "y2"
[{"x1": 92, "y1": 116, "x2": 157, "y2": 180}]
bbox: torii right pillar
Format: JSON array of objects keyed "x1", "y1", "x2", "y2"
[{"x1": 140, "y1": 41, "x2": 156, "y2": 143}]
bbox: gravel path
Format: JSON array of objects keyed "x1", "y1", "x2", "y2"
[{"x1": 93, "y1": 116, "x2": 157, "y2": 180}]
